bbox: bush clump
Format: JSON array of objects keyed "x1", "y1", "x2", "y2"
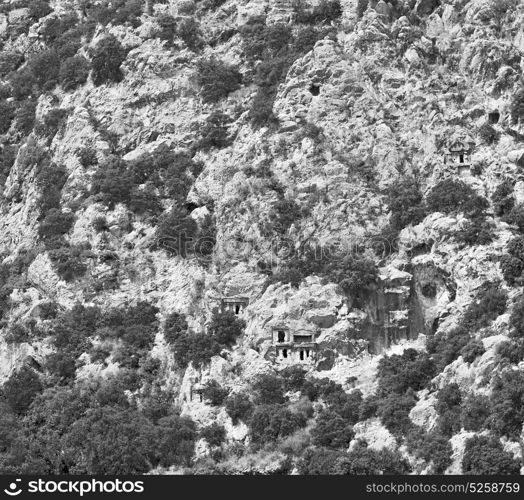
[
  {"x1": 167, "y1": 311, "x2": 245, "y2": 368},
  {"x1": 426, "y1": 179, "x2": 488, "y2": 218},
  {"x1": 59, "y1": 56, "x2": 90, "y2": 91},
  {"x1": 387, "y1": 177, "x2": 426, "y2": 230},
  {"x1": 461, "y1": 284, "x2": 507, "y2": 331},
  {"x1": 249, "y1": 404, "x2": 307, "y2": 444},
  {"x1": 196, "y1": 58, "x2": 242, "y2": 103},
  {"x1": 492, "y1": 180, "x2": 515, "y2": 217},
  {"x1": 462, "y1": 436, "x2": 521, "y2": 474},
  {"x1": 427, "y1": 327, "x2": 471, "y2": 371},
  {"x1": 2, "y1": 366, "x2": 43, "y2": 415},
  {"x1": 91, "y1": 35, "x2": 127, "y2": 86},
  {"x1": 225, "y1": 392, "x2": 253, "y2": 424}
]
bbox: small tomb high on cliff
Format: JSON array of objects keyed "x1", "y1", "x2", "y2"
[
  {"x1": 445, "y1": 139, "x2": 474, "y2": 176},
  {"x1": 272, "y1": 325, "x2": 318, "y2": 363},
  {"x1": 221, "y1": 297, "x2": 249, "y2": 315}
]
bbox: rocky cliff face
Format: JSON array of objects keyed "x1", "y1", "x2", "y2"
[{"x1": 0, "y1": 0, "x2": 523, "y2": 475}]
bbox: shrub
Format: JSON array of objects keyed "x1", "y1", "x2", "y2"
[
  {"x1": 170, "y1": 332, "x2": 220, "y2": 368},
  {"x1": 196, "y1": 111, "x2": 232, "y2": 151},
  {"x1": 297, "y1": 0, "x2": 343, "y2": 24},
  {"x1": 176, "y1": 17, "x2": 203, "y2": 51},
  {"x1": 200, "y1": 423, "x2": 226, "y2": 447},
  {"x1": 492, "y1": 180, "x2": 515, "y2": 217},
  {"x1": 311, "y1": 410, "x2": 354, "y2": 449},
  {"x1": 377, "y1": 349, "x2": 436, "y2": 395},
  {"x1": 36, "y1": 108, "x2": 70, "y2": 139},
  {"x1": 4, "y1": 323, "x2": 30, "y2": 344},
  {"x1": 249, "y1": 404, "x2": 307, "y2": 444},
  {"x1": 281, "y1": 366, "x2": 306, "y2": 392},
  {"x1": 253, "y1": 373, "x2": 286, "y2": 405},
  {"x1": 91, "y1": 216, "x2": 108, "y2": 233},
  {"x1": 356, "y1": 0, "x2": 369, "y2": 17},
  {"x1": 225, "y1": 392, "x2": 253, "y2": 424},
  {"x1": 334, "y1": 443, "x2": 411, "y2": 474},
  {"x1": 78, "y1": 147, "x2": 98, "y2": 168},
  {"x1": 208, "y1": 311, "x2": 245, "y2": 347},
  {"x1": 0, "y1": 51, "x2": 24, "y2": 78},
  {"x1": 496, "y1": 339, "x2": 524, "y2": 364},
  {"x1": 509, "y1": 295, "x2": 524, "y2": 338},
  {"x1": 38, "y1": 209, "x2": 75, "y2": 241},
  {"x1": 462, "y1": 285, "x2": 507, "y2": 331},
  {"x1": 461, "y1": 339, "x2": 485, "y2": 363},
  {"x1": 202, "y1": 380, "x2": 229, "y2": 406},
  {"x1": 510, "y1": 86, "x2": 524, "y2": 123},
  {"x1": 196, "y1": 58, "x2": 242, "y2": 103},
  {"x1": 478, "y1": 123, "x2": 500, "y2": 144},
  {"x1": 2, "y1": 367, "x2": 43, "y2": 415},
  {"x1": 462, "y1": 436, "x2": 521, "y2": 474},
  {"x1": 387, "y1": 177, "x2": 426, "y2": 230},
  {"x1": 47, "y1": 245, "x2": 88, "y2": 282},
  {"x1": 156, "y1": 13, "x2": 177, "y2": 44},
  {"x1": 406, "y1": 429, "x2": 453, "y2": 474},
  {"x1": 13, "y1": 99, "x2": 36, "y2": 135},
  {"x1": 297, "y1": 448, "x2": 346, "y2": 475},
  {"x1": 59, "y1": 56, "x2": 90, "y2": 91},
  {"x1": 427, "y1": 327, "x2": 470, "y2": 371},
  {"x1": 453, "y1": 217, "x2": 495, "y2": 246},
  {"x1": 461, "y1": 394, "x2": 491, "y2": 431},
  {"x1": 426, "y1": 179, "x2": 488, "y2": 217},
  {"x1": 90, "y1": 158, "x2": 133, "y2": 208},
  {"x1": 29, "y1": 0, "x2": 52, "y2": 20},
  {"x1": 435, "y1": 383, "x2": 462, "y2": 437},
  {"x1": 163, "y1": 311, "x2": 189, "y2": 345},
  {"x1": 154, "y1": 207, "x2": 198, "y2": 257},
  {"x1": 45, "y1": 352, "x2": 77, "y2": 383},
  {"x1": 10, "y1": 70, "x2": 36, "y2": 102},
  {"x1": 36, "y1": 161, "x2": 68, "y2": 214},
  {"x1": 0, "y1": 100, "x2": 15, "y2": 134},
  {"x1": 376, "y1": 392, "x2": 417, "y2": 436},
  {"x1": 328, "y1": 254, "x2": 378, "y2": 295},
  {"x1": 91, "y1": 35, "x2": 127, "y2": 86},
  {"x1": 29, "y1": 50, "x2": 60, "y2": 89},
  {"x1": 489, "y1": 370, "x2": 524, "y2": 438}
]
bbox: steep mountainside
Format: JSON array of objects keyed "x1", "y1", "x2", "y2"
[{"x1": 0, "y1": 0, "x2": 523, "y2": 475}]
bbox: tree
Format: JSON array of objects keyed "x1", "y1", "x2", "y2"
[
  {"x1": 225, "y1": 392, "x2": 253, "y2": 424},
  {"x1": 426, "y1": 179, "x2": 488, "y2": 218},
  {"x1": 249, "y1": 404, "x2": 307, "y2": 444},
  {"x1": 253, "y1": 373, "x2": 285, "y2": 405},
  {"x1": 311, "y1": 410, "x2": 354, "y2": 449},
  {"x1": 90, "y1": 35, "x2": 127, "y2": 86},
  {"x1": 153, "y1": 414, "x2": 197, "y2": 467},
  {"x1": 461, "y1": 394, "x2": 491, "y2": 431},
  {"x1": 387, "y1": 177, "x2": 426, "y2": 230},
  {"x1": 29, "y1": 50, "x2": 60, "y2": 89},
  {"x1": 0, "y1": 100, "x2": 15, "y2": 134},
  {"x1": 462, "y1": 285, "x2": 507, "y2": 331},
  {"x1": 59, "y1": 56, "x2": 90, "y2": 91},
  {"x1": 65, "y1": 407, "x2": 157, "y2": 474},
  {"x1": 334, "y1": 443, "x2": 410, "y2": 474},
  {"x1": 2, "y1": 367, "x2": 43, "y2": 415},
  {"x1": 154, "y1": 207, "x2": 198, "y2": 257},
  {"x1": 462, "y1": 436, "x2": 521, "y2": 475},
  {"x1": 489, "y1": 370, "x2": 524, "y2": 439},
  {"x1": 163, "y1": 311, "x2": 189, "y2": 344},
  {"x1": 202, "y1": 380, "x2": 229, "y2": 406},
  {"x1": 29, "y1": 1, "x2": 52, "y2": 20},
  {"x1": 200, "y1": 423, "x2": 226, "y2": 447},
  {"x1": 208, "y1": 311, "x2": 245, "y2": 347},
  {"x1": 196, "y1": 58, "x2": 242, "y2": 103}
]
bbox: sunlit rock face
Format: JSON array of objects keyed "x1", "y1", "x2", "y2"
[{"x1": 0, "y1": 0, "x2": 522, "y2": 475}]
